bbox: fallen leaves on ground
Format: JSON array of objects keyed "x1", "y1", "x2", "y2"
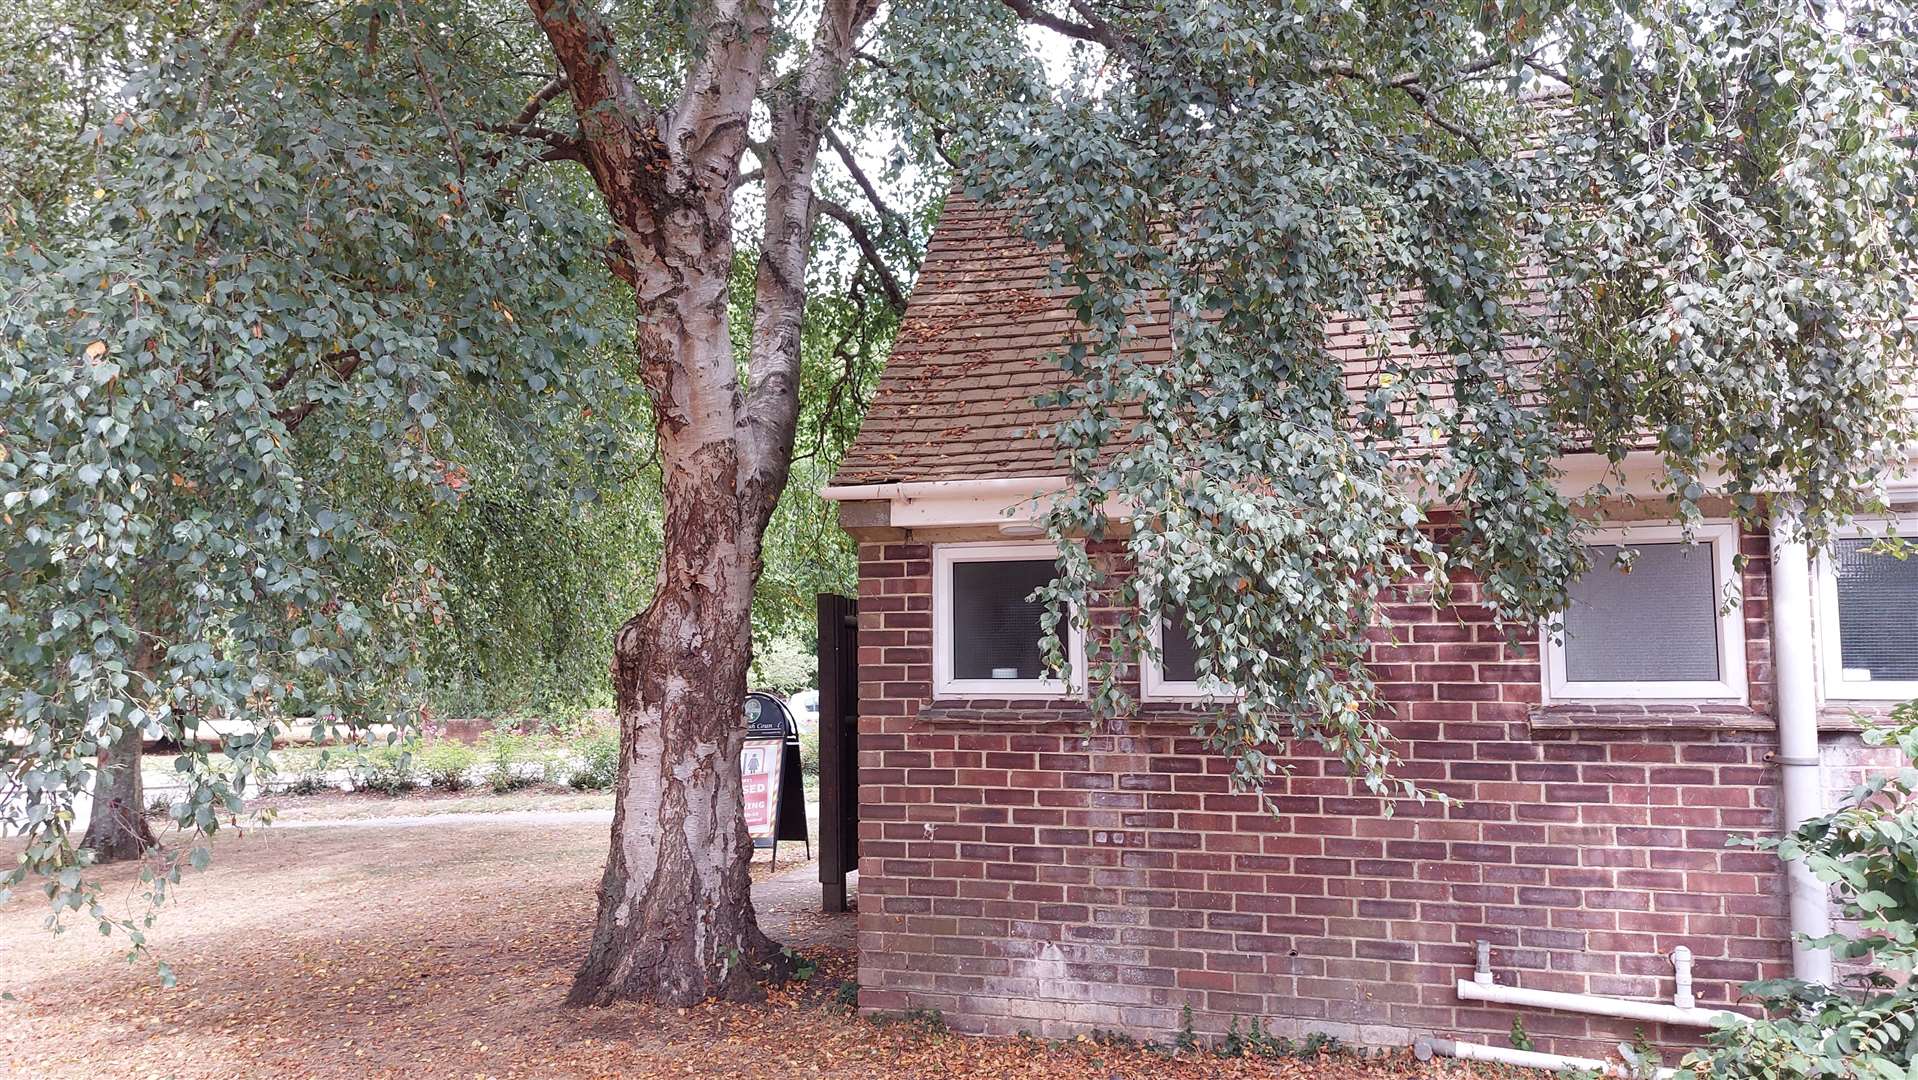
[{"x1": 1, "y1": 818, "x2": 1535, "y2": 1079}]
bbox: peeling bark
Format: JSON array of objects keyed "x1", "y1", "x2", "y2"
[
  {"x1": 566, "y1": 472, "x2": 775, "y2": 1006},
  {"x1": 530, "y1": 0, "x2": 880, "y2": 1007},
  {"x1": 567, "y1": 275, "x2": 778, "y2": 1007}
]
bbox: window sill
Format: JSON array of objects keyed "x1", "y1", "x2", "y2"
[
  {"x1": 916, "y1": 701, "x2": 1213, "y2": 729},
  {"x1": 1528, "y1": 703, "x2": 1773, "y2": 733},
  {"x1": 1817, "y1": 703, "x2": 1901, "y2": 733}
]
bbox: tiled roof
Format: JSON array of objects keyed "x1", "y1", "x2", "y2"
[
  {"x1": 832, "y1": 195, "x2": 1107, "y2": 485},
  {"x1": 832, "y1": 194, "x2": 1521, "y2": 487},
  {"x1": 833, "y1": 194, "x2": 1912, "y2": 488}
]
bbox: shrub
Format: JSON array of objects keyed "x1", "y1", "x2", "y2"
[
  {"x1": 284, "y1": 772, "x2": 329, "y2": 796},
  {"x1": 480, "y1": 722, "x2": 546, "y2": 793},
  {"x1": 415, "y1": 740, "x2": 478, "y2": 792},
  {"x1": 749, "y1": 636, "x2": 815, "y2": 697},
  {"x1": 1175, "y1": 1005, "x2": 1198, "y2": 1052},
  {"x1": 1685, "y1": 701, "x2": 1918, "y2": 1078},
  {"x1": 799, "y1": 724, "x2": 820, "y2": 781},
  {"x1": 566, "y1": 731, "x2": 620, "y2": 791},
  {"x1": 355, "y1": 742, "x2": 417, "y2": 795}
]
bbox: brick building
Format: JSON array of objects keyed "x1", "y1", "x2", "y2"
[{"x1": 819, "y1": 196, "x2": 1918, "y2": 1066}]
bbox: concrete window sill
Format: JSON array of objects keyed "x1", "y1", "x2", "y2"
[{"x1": 1528, "y1": 703, "x2": 1774, "y2": 733}]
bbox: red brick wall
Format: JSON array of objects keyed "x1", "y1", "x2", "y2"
[{"x1": 849, "y1": 530, "x2": 1817, "y2": 1058}]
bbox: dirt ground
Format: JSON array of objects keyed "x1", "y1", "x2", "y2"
[{"x1": 1, "y1": 815, "x2": 1532, "y2": 1079}]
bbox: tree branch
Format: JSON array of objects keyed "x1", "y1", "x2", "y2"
[
  {"x1": 394, "y1": 0, "x2": 467, "y2": 178},
  {"x1": 525, "y1": 0, "x2": 663, "y2": 229},
  {"x1": 1522, "y1": 57, "x2": 1599, "y2": 97},
  {"x1": 1314, "y1": 62, "x2": 1490, "y2": 150},
  {"x1": 271, "y1": 350, "x2": 366, "y2": 432},
  {"x1": 198, "y1": 0, "x2": 275, "y2": 109},
  {"x1": 792, "y1": 272, "x2": 878, "y2": 469},
  {"x1": 817, "y1": 196, "x2": 906, "y2": 313},
  {"x1": 511, "y1": 74, "x2": 571, "y2": 127},
  {"x1": 525, "y1": 0, "x2": 653, "y2": 133},
  {"x1": 737, "y1": 0, "x2": 885, "y2": 521},
  {"x1": 827, "y1": 128, "x2": 909, "y2": 243},
  {"x1": 478, "y1": 120, "x2": 586, "y2": 163},
  {"x1": 665, "y1": 0, "x2": 777, "y2": 202},
  {"x1": 997, "y1": 0, "x2": 1119, "y2": 49}
]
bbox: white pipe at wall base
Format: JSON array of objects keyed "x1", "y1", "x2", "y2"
[
  {"x1": 1455, "y1": 979, "x2": 1747, "y2": 1029},
  {"x1": 1672, "y1": 946, "x2": 1696, "y2": 1010},
  {"x1": 1770, "y1": 508, "x2": 1836, "y2": 987},
  {"x1": 1414, "y1": 1036, "x2": 1677, "y2": 1079}
]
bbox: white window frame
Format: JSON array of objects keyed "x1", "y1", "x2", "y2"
[
  {"x1": 1814, "y1": 515, "x2": 1918, "y2": 703},
  {"x1": 1139, "y1": 609, "x2": 1239, "y2": 702},
  {"x1": 932, "y1": 541, "x2": 1084, "y2": 699},
  {"x1": 1541, "y1": 521, "x2": 1748, "y2": 704}
]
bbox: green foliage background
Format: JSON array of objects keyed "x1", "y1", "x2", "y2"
[{"x1": 0, "y1": 0, "x2": 921, "y2": 949}]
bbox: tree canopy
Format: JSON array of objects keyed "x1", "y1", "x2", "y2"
[
  {"x1": 893, "y1": 0, "x2": 1918, "y2": 797},
  {"x1": 0, "y1": 0, "x2": 627, "y2": 935}
]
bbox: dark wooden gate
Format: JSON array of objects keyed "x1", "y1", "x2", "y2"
[{"x1": 816, "y1": 593, "x2": 859, "y2": 913}]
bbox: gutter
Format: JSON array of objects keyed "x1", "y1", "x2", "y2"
[
  {"x1": 822, "y1": 462, "x2": 1918, "y2": 529},
  {"x1": 820, "y1": 476, "x2": 1071, "y2": 530},
  {"x1": 818, "y1": 475, "x2": 1069, "y2": 503}
]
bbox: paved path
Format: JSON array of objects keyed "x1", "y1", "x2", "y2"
[
  {"x1": 266, "y1": 805, "x2": 858, "y2": 951},
  {"x1": 755, "y1": 861, "x2": 858, "y2": 953},
  {"x1": 268, "y1": 808, "x2": 615, "y2": 830}
]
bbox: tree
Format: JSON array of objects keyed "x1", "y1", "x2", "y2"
[
  {"x1": 891, "y1": 0, "x2": 1917, "y2": 798},
  {"x1": 527, "y1": 0, "x2": 1894, "y2": 1007},
  {"x1": 0, "y1": 0, "x2": 624, "y2": 941},
  {"x1": 2, "y1": 3, "x2": 232, "y2": 866},
  {"x1": 510, "y1": 0, "x2": 894, "y2": 1007},
  {"x1": 2, "y1": 0, "x2": 917, "y2": 998}
]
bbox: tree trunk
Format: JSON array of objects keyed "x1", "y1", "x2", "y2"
[
  {"x1": 80, "y1": 724, "x2": 156, "y2": 862},
  {"x1": 532, "y1": 0, "x2": 877, "y2": 1008},
  {"x1": 567, "y1": 556, "x2": 774, "y2": 1006},
  {"x1": 567, "y1": 277, "x2": 781, "y2": 1007}
]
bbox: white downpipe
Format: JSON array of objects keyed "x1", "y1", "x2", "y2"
[
  {"x1": 1415, "y1": 1037, "x2": 1677, "y2": 1079},
  {"x1": 1770, "y1": 507, "x2": 1836, "y2": 986},
  {"x1": 1455, "y1": 979, "x2": 1746, "y2": 1029}
]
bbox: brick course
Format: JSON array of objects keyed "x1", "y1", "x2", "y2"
[{"x1": 848, "y1": 528, "x2": 1876, "y2": 1059}]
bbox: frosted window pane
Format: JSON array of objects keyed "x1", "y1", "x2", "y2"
[
  {"x1": 951, "y1": 559, "x2": 1053, "y2": 681},
  {"x1": 1833, "y1": 539, "x2": 1918, "y2": 683},
  {"x1": 1161, "y1": 608, "x2": 1199, "y2": 683},
  {"x1": 1564, "y1": 543, "x2": 1720, "y2": 682}
]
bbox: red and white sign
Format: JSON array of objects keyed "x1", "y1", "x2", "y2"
[{"x1": 740, "y1": 737, "x2": 783, "y2": 841}]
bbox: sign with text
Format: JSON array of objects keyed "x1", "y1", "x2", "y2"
[{"x1": 740, "y1": 737, "x2": 784, "y2": 842}]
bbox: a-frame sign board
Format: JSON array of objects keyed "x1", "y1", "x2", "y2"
[{"x1": 742, "y1": 691, "x2": 809, "y2": 869}]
